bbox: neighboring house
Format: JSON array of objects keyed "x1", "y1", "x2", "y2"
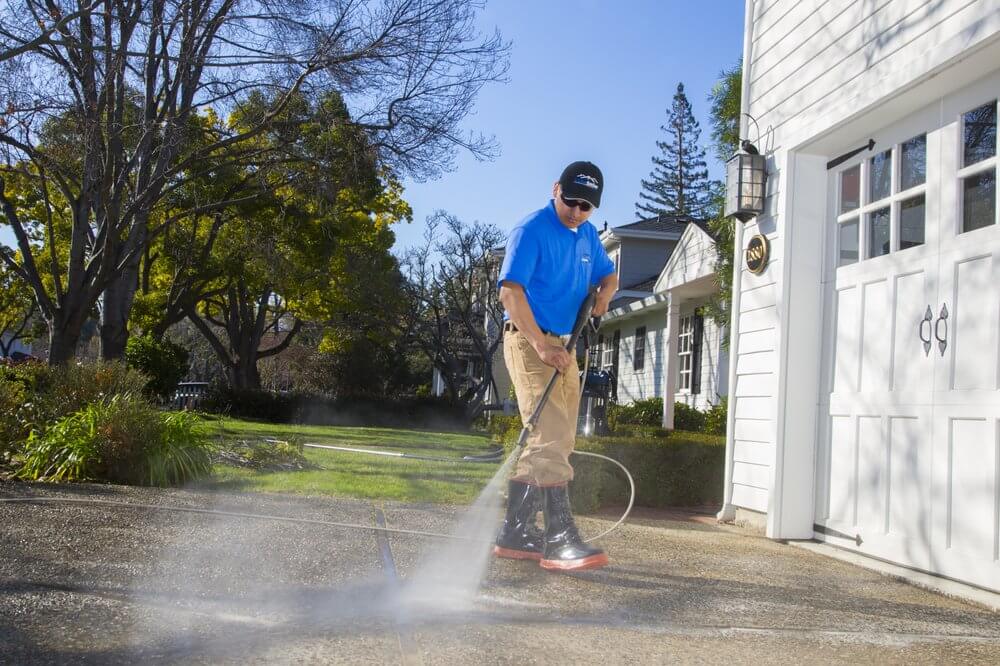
[
  {"x1": 720, "y1": 0, "x2": 1000, "y2": 593},
  {"x1": 598, "y1": 220, "x2": 728, "y2": 427},
  {"x1": 590, "y1": 215, "x2": 682, "y2": 408}
]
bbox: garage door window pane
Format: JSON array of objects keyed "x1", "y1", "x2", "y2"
[
  {"x1": 899, "y1": 195, "x2": 925, "y2": 249},
  {"x1": 962, "y1": 170, "x2": 996, "y2": 233},
  {"x1": 900, "y1": 134, "x2": 926, "y2": 191},
  {"x1": 869, "y1": 150, "x2": 892, "y2": 202},
  {"x1": 867, "y1": 207, "x2": 891, "y2": 258},
  {"x1": 839, "y1": 219, "x2": 858, "y2": 266},
  {"x1": 840, "y1": 165, "x2": 860, "y2": 213},
  {"x1": 963, "y1": 102, "x2": 997, "y2": 168}
]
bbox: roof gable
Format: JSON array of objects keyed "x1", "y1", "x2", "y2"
[{"x1": 654, "y1": 222, "x2": 717, "y2": 293}]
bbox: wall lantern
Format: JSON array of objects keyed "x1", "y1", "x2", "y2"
[{"x1": 724, "y1": 140, "x2": 767, "y2": 222}]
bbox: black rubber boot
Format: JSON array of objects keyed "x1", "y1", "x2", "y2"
[
  {"x1": 493, "y1": 480, "x2": 545, "y2": 561},
  {"x1": 539, "y1": 485, "x2": 609, "y2": 571}
]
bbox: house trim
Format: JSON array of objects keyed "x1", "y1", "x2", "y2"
[{"x1": 601, "y1": 229, "x2": 683, "y2": 243}]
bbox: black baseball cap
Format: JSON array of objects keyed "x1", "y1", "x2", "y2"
[{"x1": 558, "y1": 161, "x2": 603, "y2": 208}]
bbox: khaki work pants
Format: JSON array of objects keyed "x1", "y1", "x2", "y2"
[{"x1": 503, "y1": 330, "x2": 580, "y2": 486}]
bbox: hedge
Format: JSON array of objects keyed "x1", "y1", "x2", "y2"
[
  {"x1": 201, "y1": 386, "x2": 469, "y2": 429},
  {"x1": 490, "y1": 414, "x2": 725, "y2": 513}
]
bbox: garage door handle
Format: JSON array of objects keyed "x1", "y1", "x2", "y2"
[
  {"x1": 919, "y1": 305, "x2": 933, "y2": 356},
  {"x1": 934, "y1": 303, "x2": 948, "y2": 356}
]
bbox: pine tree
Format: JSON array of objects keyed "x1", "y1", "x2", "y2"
[{"x1": 635, "y1": 83, "x2": 713, "y2": 219}]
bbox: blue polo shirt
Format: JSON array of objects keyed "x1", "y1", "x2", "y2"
[{"x1": 498, "y1": 200, "x2": 615, "y2": 335}]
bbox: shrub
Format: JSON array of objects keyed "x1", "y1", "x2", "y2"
[
  {"x1": 53, "y1": 361, "x2": 150, "y2": 410},
  {"x1": 608, "y1": 397, "x2": 663, "y2": 428},
  {"x1": 703, "y1": 397, "x2": 728, "y2": 436},
  {"x1": 0, "y1": 360, "x2": 150, "y2": 455},
  {"x1": 495, "y1": 424, "x2": 725, "y2": 514},
  {"x1": 18, "y1": 395, "x2": 212, "y2": 486},
  {"x1": 201, "y1": 386, "x2": 469, "y2": 429},
  {"x1": 568, "y1": 431, "x2": 725, "y2": 513},
  {"x1": 0, "y1": 376, "x2": 28, "y2": 460},
  {"x1": 126, "y1": 335, "x2": 190, "y2": 401},
  {"x1": 673, "y1": 401, "x2": 706, "y2": 432}
]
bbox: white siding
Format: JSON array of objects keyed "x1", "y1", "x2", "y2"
[
  {"x1": 610, "y1": 311, "x2": 666, "y2": 404},
  {"x1": 727, "y1": 0, "x2": 1000, "y2": 518},
  {"x1": 659, "y1": 228, "x2": 715, "y2": 291}
]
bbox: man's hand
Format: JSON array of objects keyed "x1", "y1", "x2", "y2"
[{"x1": 535, "y1": 341, "x2": 574, "y2": 373}]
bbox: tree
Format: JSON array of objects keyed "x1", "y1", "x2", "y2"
[
  {"x1": 636, "y1": 82, "x2": 714, "y2": 219},
  {"x1": 401, "y1": 211, "x2": 505, "y2": 421},
  {"x1": 0, "y1": 0, "x2": 508, "y2": 364},
  {"x1": 133, "y1": 90, "x2": 407, "y2": 390},
  {"x1": 702, "y1": 62, "x2": 742, "y2": 336}
]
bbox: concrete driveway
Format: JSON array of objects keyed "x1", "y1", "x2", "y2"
[{"x1": 2, "y1": 479, "x2": 998, "y2": 665}]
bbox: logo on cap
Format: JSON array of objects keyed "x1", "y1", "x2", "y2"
[{"x1": 574, "y1": 174, "x2": 600, "y2": 190}]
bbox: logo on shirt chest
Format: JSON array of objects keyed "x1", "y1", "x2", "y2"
[{"x1": 581, "y1": 254, "x2": 591, "y2": 264}]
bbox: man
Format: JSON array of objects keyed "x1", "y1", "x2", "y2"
[{"x1": 494, "y1": 160, "x2": 618, "y2": 572}]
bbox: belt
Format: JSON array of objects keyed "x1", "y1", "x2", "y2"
[{"x1": 503, "y1": 321, "x2": 570, "y2": 343}]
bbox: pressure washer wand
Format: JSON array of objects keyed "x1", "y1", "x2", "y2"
[{"x1": 512, "y1": 288, "x2": 598, "y2": 453}]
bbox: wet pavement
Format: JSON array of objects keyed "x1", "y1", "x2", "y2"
[{"x1": 2, "y1": 479, "x2": 999, "y2": 665}]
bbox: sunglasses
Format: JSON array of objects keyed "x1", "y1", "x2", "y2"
[{"x1": 560, "y1": 195, "x2": 593, "y2": 212}]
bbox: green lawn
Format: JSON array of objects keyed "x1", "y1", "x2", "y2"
[{"x1": 196, "y1": 416, "x2": 504, "y2": 504}]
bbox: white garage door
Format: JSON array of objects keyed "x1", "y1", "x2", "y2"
[{"x1": 818, "y1": 76, "x2": 1000, "y2": 592}]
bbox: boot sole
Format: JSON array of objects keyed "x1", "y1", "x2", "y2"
[
  {"x1": 539, "y1": 553, "x2": 609, "y2": 571},
  {"x1": 493, "y1": 545, "x2": 543, "y2": 561}
]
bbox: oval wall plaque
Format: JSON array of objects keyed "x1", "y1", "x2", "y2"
[{"x1": 745, "y1": 234, "x2": 769, "y2": 274}]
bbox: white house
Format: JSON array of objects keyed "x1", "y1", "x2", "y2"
[
  {"x1": 720, "y1": 0, "x2": 1000, "y2": 593},
  {"x1": 599, "y1": 219, "x2": 729, "y2": 427}
]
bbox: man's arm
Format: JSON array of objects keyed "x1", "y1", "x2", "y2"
[
  {"x1": 592, "y1": 271, "x2": 618, "y2": 317},
  {"x1": 499, "y1": 281, "x2": 574, "y2": 373}
]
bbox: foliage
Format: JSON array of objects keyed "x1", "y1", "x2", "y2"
[
  {"x1": 0, "y1": 360, "x2": 150, "y2": 459},
  {"x1": 494, "y1": 425, "x2": 725, "y2": 514},
  {"x1": 200, "y1": 385, "x2": 470, "y2": 429},
  {"x1": 673, "y1": 402, "x2": 707, "y2": 433},
  {"x1": 125, "y1": 335, "x2": 190, "y2": 401},
  {"x1": 608, "y1": 397, "x2": 664, "y2": 428},
  {"x1": 636, "y1": 82, "x2": 715, "y2": 219},
  {"x1": 703, "y1": 61, "x2": 743, "y2": 335},
  {"x1": 703, "y1": 397, "x2": 728, "y2": 436},
  {"x1": 0, "y1": 375, "x2": 28, "y2": 460},
  {"x1": 0, "y1": 0, "x2": 507, "y2": 364},
  {"x1": 570, "y1": 431, "x2": 725, "y2": 513},
  {"x1": 0, "y1": 261, "x2": 41, "y2": 356},
  {"x1": 18, "y1": 396, "x2": 213, "y2": 486},
  {"x1": 174, "y1": 91, "x2": 411, "y2": 390},
  {"x1": 241, "y1": 438, "x2": 307, "y2": 469}
]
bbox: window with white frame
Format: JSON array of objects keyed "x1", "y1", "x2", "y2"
[
  {"x1": 960, "y1": 100, "x2": 998, "y2": 233},
  {"x1": 678, "y1": 315, "x2": 693, "y2": 391},
  {"x1": 633, "y1": 327, "x2": 646, "y2": 371},
  {"x1": 836, "y1": 132, "x2": 927, "y2": 265},
  {"x1": 589, "y1": 335, "x2": 603, "y2": 366},
  {"x1": 602, "y1": 333, "x2": 614, "y2": 369}
]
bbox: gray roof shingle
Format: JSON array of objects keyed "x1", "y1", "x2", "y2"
[{"x1": 616, "y1": 214, "x2": 695, "y2": 235}]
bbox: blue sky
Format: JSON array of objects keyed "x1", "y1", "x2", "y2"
[
  {"x1": 0, "y1": 2, "x2": 746, "y2": 252},
  {"x1": 393, "y1": 0, "x2": 746, "y2": 251}
]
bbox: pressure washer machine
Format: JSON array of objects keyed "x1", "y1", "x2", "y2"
[{"x1": 578, "y1": 368, "x2": 614, "y2": 436}]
